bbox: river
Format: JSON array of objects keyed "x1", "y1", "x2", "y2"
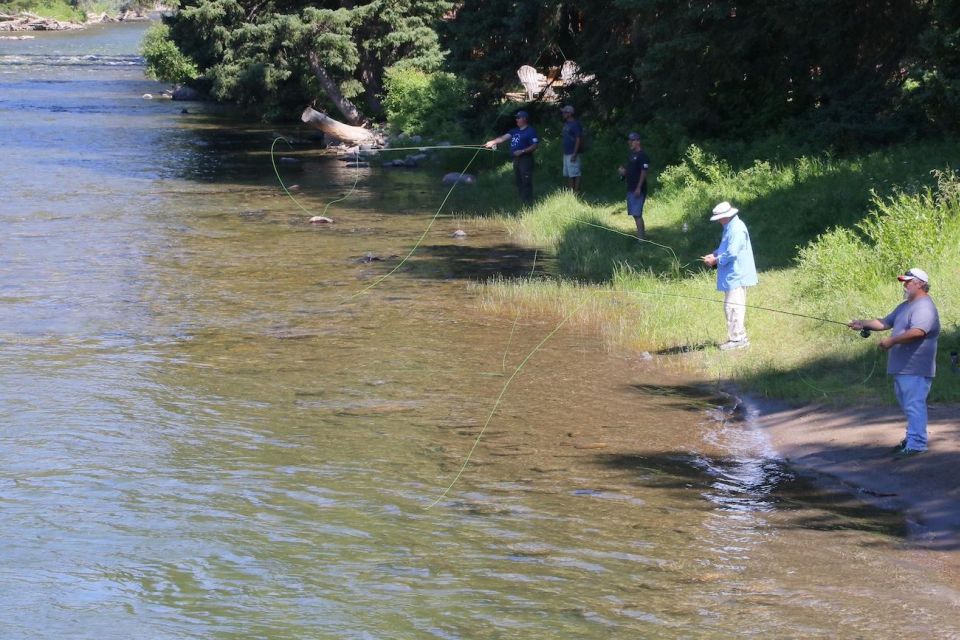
[{"x1": 1, "y1": 22, "x2": 958, "y2": 639}]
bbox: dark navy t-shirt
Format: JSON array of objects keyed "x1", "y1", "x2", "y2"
[
  {"x1": 625, "y1": 150, "x2": 650, "y2": 193},
  {"x1": 509, "y1": 126, "x2": 540, "y2": 154},
  {"x1": 561, "y1": 120, "x2": 582, "y2": 154}
]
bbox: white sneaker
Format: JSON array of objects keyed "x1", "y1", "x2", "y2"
[{"x1": 719, "y1": 339, "x2": 750, "y2": 351}]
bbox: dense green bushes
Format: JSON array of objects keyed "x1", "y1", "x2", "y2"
[
  {"x1": 139, "y1": 21, "x2": 198, "y2": 84},
  {"x1": 795, "y1": 170, "x2": 960, "y2": 320},
  {"x1": 381, "y1": 67, "x2": 468, "y2": 138}
]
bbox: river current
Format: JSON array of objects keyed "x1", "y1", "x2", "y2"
[{"x1": 1, "y1": 22, "x2": 958, "y2": 639}]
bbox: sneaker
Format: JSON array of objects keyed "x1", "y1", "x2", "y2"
[
  {"x1": 892, "y1": 448, "x2": 925, "y2": 459},
  {"x1": 890, "y1": 438, "x2": 907, "y2": 453},
  {"x1": 719, "y1": 339, "x2": 750, "y2": 351}
]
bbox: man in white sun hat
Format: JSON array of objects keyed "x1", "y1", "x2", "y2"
[
  {"x1": 701, "y1": 201, "x2": 758, "y2": 350},
  {"x1": 849, "y1": 268, "x2": 941, "y2": 458}
]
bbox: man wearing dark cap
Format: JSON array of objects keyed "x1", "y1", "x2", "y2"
[
  {"x1": 560, "y1": 105, "x2": 583, "y2": 193},
  {"x1": 849, "y1": 268, "x2": 941, "y2": 457},
  {"x1": 485, "y1": 111, "x2": 540, "y2": 204},
  {"x1": 617, "y1": 132, "x2": 650, "y2": 239}
]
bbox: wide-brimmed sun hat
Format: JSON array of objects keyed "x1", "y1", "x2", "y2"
[
  {"x1": 710, "y1": 201, "x2": 739, "y2": 221},
  {"x1": 897, "y1": 267, "x2": 930, "y2": 284}
]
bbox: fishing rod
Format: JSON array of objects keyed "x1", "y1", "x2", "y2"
[{"x1": 608, "y1": 288, "x2": 858, "y2": 332}]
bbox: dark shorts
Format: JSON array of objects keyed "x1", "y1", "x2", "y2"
[{"x1": 627, "y1": 192, "x2": 646, "y2": 217}]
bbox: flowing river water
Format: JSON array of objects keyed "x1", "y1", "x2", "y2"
[{"x1": 1, "y1": 22, "x2": 959, "y2": 639}]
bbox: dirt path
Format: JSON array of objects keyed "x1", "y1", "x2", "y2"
[{"x1": 753, "y1": 400, "x2": 960, "y2": 571}]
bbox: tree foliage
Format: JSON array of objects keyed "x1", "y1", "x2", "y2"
[
  {"x1": 165, "y1": 0, "x2": 451, "y2": 122},
  {"x1": 443, "y1": 0, "x2": 935, "y2": 146},
  {"x1": 140, "y1": 21, "x2": 199, "y2": 83},
  {"x1": 382, "y1": 66, "x2": 467, "y2": 136},
  {"x1": 161, "y1": 0, "x2": 960, "y2": 145}
]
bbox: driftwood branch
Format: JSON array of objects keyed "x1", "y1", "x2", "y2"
[{"x1": 301, "y1": 106, "x2": 384, "y2": 146}]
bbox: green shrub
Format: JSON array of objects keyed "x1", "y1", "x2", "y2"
[
  {"x1": 382, "y1": 67, "x2": 468, "y2": 139},
  {"x1": 0, "y1": 0, "x2": 85, "y2": 21},
  {"x1": 795, "y1": 168, "x2": 960, "y2": 318},
  {"x1": 140, "y1": 21, "x2": 198, "y2": 84}
]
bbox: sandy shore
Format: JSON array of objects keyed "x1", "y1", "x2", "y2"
[{"x1": 751, "y1": 398, "x2": 960, "y2": 566}]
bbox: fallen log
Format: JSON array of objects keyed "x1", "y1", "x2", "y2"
[{"x1": 300, "y1": 106, "x2": 384, "y2": 146}]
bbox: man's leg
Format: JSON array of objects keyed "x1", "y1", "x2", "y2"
[
  {"x1": 517, "y1": 155, "x2": 534, "y2": 204},
  {"x1": 568, "y1": 155, "x2": 581, "y2": 194},
  {"x1": 514, "y1": 159, "x2": 523, "y2": 202},
  {"x1": 627, "y1": 193, "x2": 646, "y2": 239},
  {"x1": 893, "y1": 375, "x2": 932, "y2": 451},
  {"x1": 723, "y1": 286, "x2": 747, "y2": 343}
]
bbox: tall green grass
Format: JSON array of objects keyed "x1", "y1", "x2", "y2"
[{"x1": 472, "y1": 139, "x2": 960, "y2": 404}]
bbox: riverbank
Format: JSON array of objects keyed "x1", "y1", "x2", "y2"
[
  {"x1": 750, "y1": 399, "x2": 960, "y2": 551},
  {"x1": 0, "y1": 5, "x2": 152, "y2": 32},
  {"x1": 742, "y1": 396, "x2": 960, "y2": 588},
  {"x1": 0, "y1": 11, "x2": 148, "y2": 31},
  {"x1": 466, "y1": 136, "x2": 960, "y2": 555}
]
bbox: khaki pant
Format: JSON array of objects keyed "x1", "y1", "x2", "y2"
[{"x1": 723, "y1": 286, "x2": 747, "y2": 342}]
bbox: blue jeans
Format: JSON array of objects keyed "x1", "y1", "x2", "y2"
[{"x1": 893, "y1": 374, "x2": 933, "y2": 451}]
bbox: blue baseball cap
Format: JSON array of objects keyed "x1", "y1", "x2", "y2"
[
  {"x1": 627, "y1": 132, "x2": 641, "y2": 141},
  {"x1": 515, "y1": 110, "x2": 530, "y2": 119}
]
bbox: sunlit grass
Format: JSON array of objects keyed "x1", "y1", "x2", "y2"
[{"x1": 471, "y1": 139, "x2": 960, "y2": 405}]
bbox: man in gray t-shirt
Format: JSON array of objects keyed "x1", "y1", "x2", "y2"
[{"x1": 849, "y1": 268, "x2": 940, "y2": 456}]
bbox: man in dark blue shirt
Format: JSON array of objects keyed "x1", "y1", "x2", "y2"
[
  {"x1": 617, "y1": 132, "x2": 650, "y2": 239},
  {"x1": 618, "y1": 133, "x2": 650, "y2": 240},
  {"x1": 560, "y1": 105, "x2": 582, "y2": 193},
  {"x1": 485, "y1": 110, "x2": 540, "y2": 204}
]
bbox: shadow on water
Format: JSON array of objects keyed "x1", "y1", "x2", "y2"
[
  {"x1": 595, "y1": 451, "x2": 910, "y2": 541},
  {"x1": 393, "y1": 243, "x2": 551, "y2": 281},
  {"x1": 604, "y1": 376, "x2": 960, "y2": 550}
]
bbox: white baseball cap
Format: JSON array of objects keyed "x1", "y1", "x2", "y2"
[{"x1": 897, "y1": 268, "x2": 930, "y2": 284}]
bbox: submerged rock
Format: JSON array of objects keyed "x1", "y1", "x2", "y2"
[
  {"x1": 441, "y1": 173, "x2": 476, "y2": 185},
  {"x1": 172, "y1": 85, "x2": 201, "y2": 101}
]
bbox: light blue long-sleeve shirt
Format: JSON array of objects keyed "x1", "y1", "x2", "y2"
[{"x1": 712, "y1": 215, "x2": 758, "y2": 291}]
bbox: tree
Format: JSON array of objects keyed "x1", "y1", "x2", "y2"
[
  {"x1": 165, "y1": 0, "x2": 451, "y2": 122},
  {"x1": 444, "y1": 0, "x2": 930, "y2": 145}
]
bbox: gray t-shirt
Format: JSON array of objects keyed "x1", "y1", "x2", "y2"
[{"x1": 883, "y1": 296, "x2": 940, "y2": 377}]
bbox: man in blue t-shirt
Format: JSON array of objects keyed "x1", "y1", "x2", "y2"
[
  {"x1": 616, "y1": 132, "x2": 650, "y2": 239},
  {"x1": 485, "y1": 110, "x2": 540, "y2": 204},
  {"x1": 849, "y1": 267, "x2": 941, "y2": 456},
  {"x1": 560, "y1": 105, "x2": 583, "y2": 193}
]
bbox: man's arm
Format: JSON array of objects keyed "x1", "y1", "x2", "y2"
[
  {"x1": 484, "y1": 133, "x2": 511, "y2": 148},
  {"x1": 634, "y1": 168, "x2": 647, "y2": 196},
  {"x1": 879, "y1": 327, "x2": 926, "y2": 351},
  {"x1": 514, "y1": 141, "x2": 538, "y2": 157},
  {"x1": 848, "y1": 318, "x2": 891, "y2": 332}
]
